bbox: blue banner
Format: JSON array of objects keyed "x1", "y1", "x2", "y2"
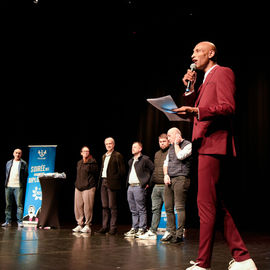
[
  {"x1": 158, "y1": 203, "x2": 178, "y2": 231},
  {"x1": 23, "y1": 145, "x2": 57, "y2": 226}
]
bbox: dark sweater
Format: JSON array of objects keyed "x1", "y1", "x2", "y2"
[
  {"x1": 151, "y1": 147, "x2": 169, "y2": 185},
  {"x1": 75, "y1": 157, "x2": 98, "y2": 191}
]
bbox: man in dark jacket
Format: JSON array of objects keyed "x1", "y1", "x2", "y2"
[
  {"x1": 124, "y1": 142, "x2": 154, "y2": 238},
  {"x1": 2, "y1": 148, "x2": 28, "y2": 227},
  {"x1": 96, "y1": 137, "x2": 125, "y2": 235}
]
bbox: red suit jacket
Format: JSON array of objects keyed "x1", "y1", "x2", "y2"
[{"x1": 191, "y1": 65, "x2": 236, "y2": 156}]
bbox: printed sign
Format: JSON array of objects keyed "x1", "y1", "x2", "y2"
[{"x1": 23, "y1": 145, "x2": 57, "y2": 226}]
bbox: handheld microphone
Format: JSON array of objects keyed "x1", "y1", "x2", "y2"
[{"x1": 185, "y1": 63, "x2": 196, "y2": 96}]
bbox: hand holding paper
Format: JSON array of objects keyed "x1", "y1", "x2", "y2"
[
  {"x1": 173, "y1": 106, "x2": 199, "y2": 117},
  {"x1": 147, "y1": 95, "x2": 191, "y2": 122}
]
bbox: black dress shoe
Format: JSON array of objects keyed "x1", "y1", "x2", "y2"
[
  {"x1": 96, "y1": 228, "x2": 108, "y2": 234},
  {"x1": 107, "y1": 229, "x2": 117, "y2": 235}
]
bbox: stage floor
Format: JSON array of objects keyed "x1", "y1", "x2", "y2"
[{"x1": 0, "y1": 224, "x2": 269, "y2": 270}]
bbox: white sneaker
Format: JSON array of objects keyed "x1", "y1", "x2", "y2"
[
  {"x1": 186, "y1": 261, "x2": 211, "y2": 270},
  {"x1": 124, "y1": 228, "x2": 137, "y2": 237},
  {"x1": 80, "y1": 225, "x2": 91, "y2": 233},
  {"x1": 17, "y1": 222, "x2": 24, "y2": 228},
  {"x1": 161, "y1": 230, "x2": 170, "y2": 240},
  {"x1": 72, "y1": 225, "x2": 83, "y2": 232},
  {"x1": 138, "y1": 229, "x2": 157, "y2": 240},
  {"x1": 135, "y1": 228, "x2": 146, "y2": 238},
  {"x1": 228, "y1": 258, "x2": 257, "y2": 270}
]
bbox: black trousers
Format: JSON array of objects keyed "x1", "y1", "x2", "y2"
[
  {"x1": 101, "y1": 179, "x2": 118, "y2": 230},
  {"x1": 164, "y1": 175, "x2": 190, "y2": 237}
]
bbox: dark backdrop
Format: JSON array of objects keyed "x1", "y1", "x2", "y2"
[{"x1": 1, "y1": 2, "x2": 269, "y2": 231}]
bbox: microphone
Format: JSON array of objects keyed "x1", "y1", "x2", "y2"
[{"x1": 184, "y1": 63, "x2": 196, "y2": 96}]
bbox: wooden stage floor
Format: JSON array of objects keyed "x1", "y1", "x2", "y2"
[{"x1": 0, "y1": 224, "x2": 269, "y2": 270}]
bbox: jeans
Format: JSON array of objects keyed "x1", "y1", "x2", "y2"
[
  {"x1": 164, "y1": 176, "x2": 190, "y2": 237},
  {"x1": 127, "y1": 186, "x2": 147, "y2": 230},
  {"x1": 150, "y1": 185, "x2": 165, "y2": 232},
  {"x1": 5, "y1": 187, "x2": 24, "y2": 223}
]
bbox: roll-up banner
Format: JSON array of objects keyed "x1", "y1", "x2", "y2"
[
  {"x1": 158, "y1": 203, "x2": 178, "y2": 231},
  {"x1": 23, "y1": 145, "x2": 57, "y2": 226}
]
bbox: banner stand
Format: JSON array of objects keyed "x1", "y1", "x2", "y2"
[
  {"x1": 157, "y1": 203, "x2": 178, "y2": 233},
  {"x1": 23, "y1": 145, "x2": 57, "y2": 227}
]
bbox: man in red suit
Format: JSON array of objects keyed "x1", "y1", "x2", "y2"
[{"x1": 174, "y1": 42, "x2": 257, "y2": 270}]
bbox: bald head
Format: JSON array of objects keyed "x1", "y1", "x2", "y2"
[
  {"x1": 168, "y1": 127, "x2": 181, "y2": 136},
  {"x1": 167, "y1": 128, "x2": 182, "y2": 144},
  {"x1": 192, "y1": 41, "x2": 217, "y2": 72},
  {"x1": 199, "y1": 41, "x2": 216, "y2": 50}
]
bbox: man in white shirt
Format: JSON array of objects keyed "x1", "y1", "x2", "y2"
[
  {"x1": 96, "y1": 137, "x2": 125, "y2": 235},
  {"x1": 124, "y1": 142, "x2": 154, "y2": 238},
  {"x1": 2, "y1": 149, "x2": 28, "y2": 227},
  {"x1": 174, "y1": 41, "x2": 257, "y2": 270}
]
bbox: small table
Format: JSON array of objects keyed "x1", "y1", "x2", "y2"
[{"x1": 38, "y1": 175, "x2": 65, "y2": 229}]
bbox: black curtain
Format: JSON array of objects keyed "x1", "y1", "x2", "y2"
[{"x1": 1, "y1": 4, "x2": 269, "y2": 230}]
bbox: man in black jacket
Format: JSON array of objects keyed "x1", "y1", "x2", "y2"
[
  {"x1": 96, "y1": 137, "x2": 126, "y2": 235},
  {"x1": 124, "y1": 142, "x2": 154, "y2": 238}
]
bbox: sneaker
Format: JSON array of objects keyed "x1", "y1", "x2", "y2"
[
  {"x1": 228, "y1": 258, "x2": 257, "y2": 270},
  {"x1": 80, "y1": 225, "x2": 91, "y2": 233},
  {"x1": 138, "y1": 229, "x2": 157, "y2": 240},
  {"x1": 186, "y1": 261, "x2": 211, "y2": 270},
  {"x1": 124, "y1": 228, "x2": 137, "y2": 237},
  {"x1": 1, "y1": 222, "x2": 11, "y2": 227},
  {"x1": 161, "y1": 231, "x2": 171, "y2": 240},
  {"x1": 72, "y1": 225, "x2": 83, "y2": 232},
  {"x1": 160, "y1": 231, "x2": 173, "y2": 242},
  {"x1": 169, "y1": 235, "x2": 184, "y2": 244},
  {"x1": 135, "y1": 228, "x2": 146, "y2": 238},
  {"x1": 17, "y1": 222, "x2": 24, "y2": 228}
]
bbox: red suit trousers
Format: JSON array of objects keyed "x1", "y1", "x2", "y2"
[{"x1": 196, "y1": 154, "x2": 250, "y2": 268}]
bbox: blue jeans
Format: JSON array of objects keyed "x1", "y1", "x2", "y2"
[
  {"x1": 127, "y1": 186, "x2": 147, "y2": 230},
  {"x1": 5, "y1": 187, "x2": 24, "y2": 223},
  {"x1": 150, "y1": 185, "x2": 165, "y2": 232}
]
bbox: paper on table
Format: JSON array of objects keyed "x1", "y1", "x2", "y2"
[{"x1": 147, "y1": 95, "x2": 190, "y2": 122}]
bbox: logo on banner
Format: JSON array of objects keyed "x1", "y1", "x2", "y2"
[
  {"x1": 32, "y1": 186, "x2": 42, "y2": 200},
  {"x1": 38, "y1": 150, "x2": 47, "y2": 160}
]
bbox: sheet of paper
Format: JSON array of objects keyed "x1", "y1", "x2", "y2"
[{"x1": 147, "y1": 95, "x2": 190, "y2": 122}]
